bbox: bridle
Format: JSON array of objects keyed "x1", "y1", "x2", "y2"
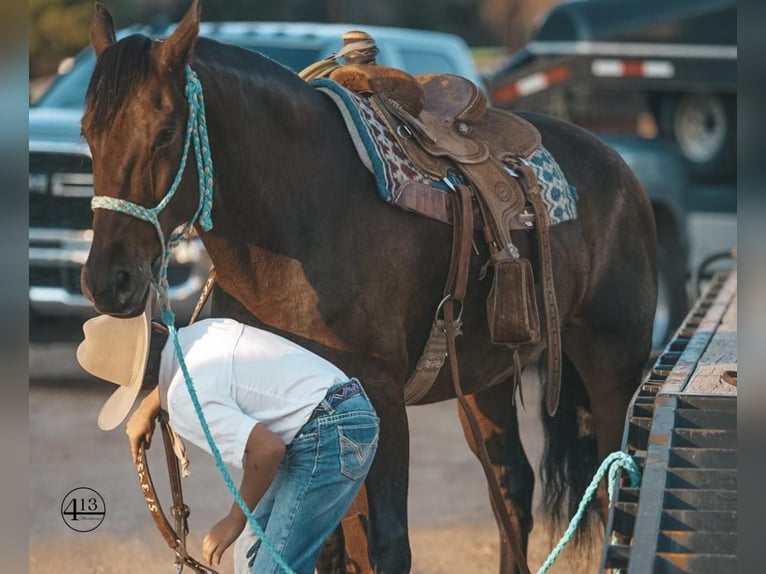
[{"x1": 90, "y1": 64, "x2": 214, "y2": 325}]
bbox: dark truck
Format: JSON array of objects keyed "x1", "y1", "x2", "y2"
[{"x1": 488, "y1": 0, "x2": 736, "y2": 347}]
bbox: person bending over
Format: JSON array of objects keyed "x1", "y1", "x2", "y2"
[{"x1": 80, "y1": 311, "x2": 378, "y2": 574}]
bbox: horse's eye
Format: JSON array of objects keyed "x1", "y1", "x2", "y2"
[{"x1": 152, "y1": 129, "x2": 176, "y2": 151}]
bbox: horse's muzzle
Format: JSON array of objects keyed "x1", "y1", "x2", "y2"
[{"x1": 81, "y1": 262, "x2": 151, "y2": 317}]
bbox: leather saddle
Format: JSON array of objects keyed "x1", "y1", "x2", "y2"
[
  {"x1": 330, "y1": 65, "x2": 540, "y2": 168},
  {"x1": 329, "y1": 63, "x2": 562, "y2": 417}
]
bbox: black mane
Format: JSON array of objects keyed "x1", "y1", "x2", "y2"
[
  {"x1": 85, "y1": 34, "x2": 154, "y2": 133},
  {"x1": 83, "y1": 34, "x2": 311, "y2": 135}
]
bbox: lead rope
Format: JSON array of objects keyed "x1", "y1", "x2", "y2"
[
  {"x1": 536, "y1": 451, "x2": 641, "y2": 574},
  {"x1": 91, "y1": 65, "x2": 295, "y2": 574}
]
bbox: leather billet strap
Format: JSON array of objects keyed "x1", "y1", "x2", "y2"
[
  {"x1": 189, "y1": 267, "x2": 217, "y2": 324},
  {"x1": 442, "y1": 184, "x2": 532, "y2": 574},
  {"x1": 136, "y1": 413, "x2": 219, "y2": 574},
  {"x1": 511, "y1": 161, "x2": 562, "y2": 417}
]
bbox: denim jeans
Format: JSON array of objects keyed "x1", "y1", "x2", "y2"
[{"x1": 233, "y1": 380, "x2": 379, "y2": 574}]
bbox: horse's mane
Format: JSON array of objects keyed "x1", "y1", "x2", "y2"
[
  {"x1": 85, "y1": 34, "x2": 154, "y2": 134},
  {"x1": 84, "y1": 34, "x2": 311, "y2": 135}
]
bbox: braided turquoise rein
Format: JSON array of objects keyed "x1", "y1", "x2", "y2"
[{"x1": 90, "y1": 65, "x2": 295, "y2": 574}]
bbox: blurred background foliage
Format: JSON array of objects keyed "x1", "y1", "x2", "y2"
[{"x1": 29, "y1": 0, "x2": 561, "y2": 77}]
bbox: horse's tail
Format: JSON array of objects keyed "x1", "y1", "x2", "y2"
[{"x1": 539, "y1": 351, "x2": 599, "y2": 541}]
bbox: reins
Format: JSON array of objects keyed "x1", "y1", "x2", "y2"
[
  {"x1": 136, "y1": 410, "x2": 217, "y2": 574},
  {"x1": 132, "y1": 278, "x2": 216, "y2": 574}
]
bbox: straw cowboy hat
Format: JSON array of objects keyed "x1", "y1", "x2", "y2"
[{"x1": 76, "y1": 295, "x2": 153, "y2": 431}]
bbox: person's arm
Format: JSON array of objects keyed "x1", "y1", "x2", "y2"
[
  {"x1": 202, "y1": 423, "x2": 286, "y2": 567},
  {"x1": 125, "y1": 329, "x2": 168, "y2": 462},
  {"x1": 125, "y1": 386, "x2": 161, "y2": 463}
]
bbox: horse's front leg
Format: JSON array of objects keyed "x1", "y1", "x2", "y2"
[
  {"x1": 362, "y1": 374, "x2": 412, "y2": 573},
  {"x1": 316, "y1": 485, "x2": 373, "y2": 574},
  {"x1": 458, "y1": 381, "x2": 534, "y2": 574}
]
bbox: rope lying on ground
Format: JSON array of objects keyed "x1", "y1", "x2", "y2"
[{"x1": 536, "y1": 451, "x2": 641, "y2": 574}]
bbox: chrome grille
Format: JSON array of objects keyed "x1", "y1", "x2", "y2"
[{"x1": 29, "y1": 152, "x2": 94, "y2": 230}]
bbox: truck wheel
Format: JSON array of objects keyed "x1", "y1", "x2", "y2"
[
  {"x1": 658, "y1": 93, "x2": 736, "y2": 181},
  {"x1": 653, "y1": 231, "x2": 690, "y2": 350}
]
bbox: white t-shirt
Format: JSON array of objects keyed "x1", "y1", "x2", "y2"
[{"x1": 158, "y1": 318, "x2": 349, "y2": 469}]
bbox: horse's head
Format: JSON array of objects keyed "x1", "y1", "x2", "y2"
[{"x1": 81, "y1": 1, "x2": 203, "y2": 316}]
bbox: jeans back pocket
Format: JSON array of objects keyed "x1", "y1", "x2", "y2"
[{"x1": 338, "y1": 421, "x2": 379, "y2": 480}]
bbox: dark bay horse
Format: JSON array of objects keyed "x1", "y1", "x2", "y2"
[{"x1": 80, "y1": 2, "x2": 657, "y2": 572}]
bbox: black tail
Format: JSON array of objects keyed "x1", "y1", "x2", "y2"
[{"x1": 540, "y1": 351, "x2": 599, "y2": 540}]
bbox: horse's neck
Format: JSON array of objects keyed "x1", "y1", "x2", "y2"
[
  {"x1": 193, "y1": 51, "x2": 340, "y2": 234},
  {"x1": 191, "y1": 50, "x2": 364, "y2": 348}
]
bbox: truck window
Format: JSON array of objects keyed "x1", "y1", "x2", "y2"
[{"x1": 399, "y1": 49, "x2": 456, "y2": 75}]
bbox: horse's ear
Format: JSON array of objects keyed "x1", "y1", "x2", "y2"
[
  {"x1": 90, "y1": 2, "x2": 116, "y2": 59},
  {"x1": 158, "y1": 0, "x2": 201, "y2": 73}
]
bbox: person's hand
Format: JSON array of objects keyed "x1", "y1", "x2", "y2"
[
  {"x1": 125, "y1": 408, "x2": 156, "y2": 463},
  {"x1": 202, "y1": 514, "x2": 246, "y2": 567}
]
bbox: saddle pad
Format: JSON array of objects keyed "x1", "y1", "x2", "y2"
[{"x1": 312, "y1": 78, "x2": 578, "y2": 226}]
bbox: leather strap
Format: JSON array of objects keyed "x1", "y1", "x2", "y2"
[
  {"x1": 136, "y1": 416, "x2": 219, "y2": 574},
  {"x1": 189, "y1": 267, "x2": 217, "y2": 324},
  {"x1": 459, "y1": 158, "x2": 526, "y2": 252},
  {"x1": 393, "y1": 181, "x2": 535, "y2": 230},
  {"x1": 515, "y1": 163, "x2": 562, "y2": 417},
  {"x1": 443, "y1": 184, "x2": 531, "y2": 574},
  {"x1": 445, "y1": 182, "x2": 475, "y2": 302},
  {"x1": 160, "y1": 410, "x2": 191, "y2": 565}
]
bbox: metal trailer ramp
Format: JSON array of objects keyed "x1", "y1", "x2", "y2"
[{"x1": 600, "y1": 271, "x2": 737, "y2": 574}]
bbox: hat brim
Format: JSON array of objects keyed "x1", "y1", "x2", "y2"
[
  {"x1": 95, "y1": 302, "x2": 152, "y2": 431},
  {"x1": 97, "y1": 381, "x2": 144, "y2": 431},
  {"x1": 80, "y1": 291, "x2": 154, "y2": 431}
]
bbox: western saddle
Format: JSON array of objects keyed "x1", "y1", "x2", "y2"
[{"x1": 327, "y1": 61, "x2": 562, "y2": 419}]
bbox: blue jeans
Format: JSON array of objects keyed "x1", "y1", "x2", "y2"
[{"x1": 238, "y1": 380, "x2": 379, "y2": 574}]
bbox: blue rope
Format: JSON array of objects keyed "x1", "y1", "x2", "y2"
[
  {"x1": 163, "y1": 309, "x2": 295, "y2": 574},
  {"x1": 91, "y1": 65, "x2": 295, "y2": 574},
  {"x1": 536, "y1": 451, "x2": 641, "y2": 574}
]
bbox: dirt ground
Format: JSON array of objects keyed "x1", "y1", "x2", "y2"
[{"x1": 29, "y1": 341, "x2": 600, "y2": 574}]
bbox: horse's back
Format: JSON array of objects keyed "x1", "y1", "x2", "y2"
[{"x1": 517, "y1": 111, "x2": 657, "y2": 346}]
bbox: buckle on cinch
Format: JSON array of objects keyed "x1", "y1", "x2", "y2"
[{"x1": 435, "y1": 294, "x2": 464, "y2": 330}]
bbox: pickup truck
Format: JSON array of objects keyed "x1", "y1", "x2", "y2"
[{"x1": 29, "y1": 21, "x2": 482, "y2": 334}]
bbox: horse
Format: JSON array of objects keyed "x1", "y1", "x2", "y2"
[{"x1": 80, "y1": 2, "x2": 657, "y2": 573}]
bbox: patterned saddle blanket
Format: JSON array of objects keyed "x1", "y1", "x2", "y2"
[{"x1": 312, "y1": 78, "x2": 578, "y2": 225}]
